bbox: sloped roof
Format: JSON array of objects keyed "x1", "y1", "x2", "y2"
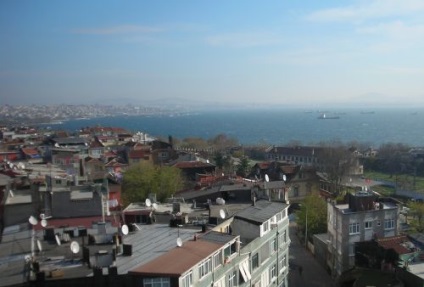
[
  {"x1": 173, "y1": 161, "x2": 215, "y2": 169},
  {"x1": 377, "y1": 235, "x2": 415, "y2": 255},
  {"x1": 129, "y1": 149, "x2": 150, "y2": 159}
]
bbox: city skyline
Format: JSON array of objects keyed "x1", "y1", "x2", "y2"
[{"x1": 1, "y1": 0, "x2": 424, "y2": 108}]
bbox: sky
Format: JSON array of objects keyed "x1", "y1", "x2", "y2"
[{"x1": 1, "y1": 0, "x2": 424, "y2": 108}]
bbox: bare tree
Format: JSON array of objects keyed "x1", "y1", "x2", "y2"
[{"x1": 315, "y1": 141, "x2": 359, "y2": 196}]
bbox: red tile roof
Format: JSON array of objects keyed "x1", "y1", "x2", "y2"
[
  {"x1": 129, "y1": 149, "x2": 150, "y2": 159},
  {"x1": 173, "y1": 161, "x2": 215, "y2": 169},
  {"x1": 34, "y1": 215, "x2": 120, "y2": 231},
  {"x1": 376, "y1": 235, "x2": 414, "y2": 255}
]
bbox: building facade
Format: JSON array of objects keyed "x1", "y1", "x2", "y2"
[{"x1": 327, "y1": 192, "x2": 399, "y2": 276}]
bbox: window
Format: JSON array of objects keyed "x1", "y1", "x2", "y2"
[
  {"x1": 199, "y1": 258, "x2": 212, "y2": 278},
  {"x1": 270, "y1": 264, "x2": 277, "y2": 281},
  {"x1": 214, "y1": 252, "x2": 222, "y2": 269},
  {"x1": 365, "y1": 221, "x2": 372, "y2": 229},
  {"x1": 252, "y1": 253, "x2": 259, "y2": 270},
  {"x1": 293, "y1": 186, "x2": 299, "y2": 197},
  {"x1": 271, "y1": 238, "x2": 277, "y2": 253},
  {"x1": 280, "y1": 254, "x2": 287, "y2": 271},
  {"x1": 276, "y1": 212, "x2": 282, "y2": 222},
  {"x1": 263, "y1": 221, "x2": 269, "y2": 233},
  {"x1": 143, "y1": 278, "x2": 170, "y2": 287},
  {"x1": 228, "y1": 270, "x2": 237, "y2": 287},
  {"x1": 181, "y1": 272, "x2": 192, "y2": 287},
  {"x1": 215, "y1": 276, "x2": 225, "y2": 287},
  {"x1": 349, "y1": 223, "x2": 360, "y2": 235},
  {"x1": 384, "y1": 219, "x2": 395, "y2": 230},
  {"x1": 224, "y1": 241, "x2": 238, "y2": 260}
]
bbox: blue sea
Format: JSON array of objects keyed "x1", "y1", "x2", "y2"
[{"x1": 44, "y1": 108, "x2": 424, "y2": 147}]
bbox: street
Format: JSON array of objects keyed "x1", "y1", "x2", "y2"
[{"x1": 288, "y1": 222, "x2": 336, "y2": 287}]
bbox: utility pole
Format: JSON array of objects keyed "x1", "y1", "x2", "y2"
[{"x1": 305, "y1": 207, "x2": 308, "y2": 249}]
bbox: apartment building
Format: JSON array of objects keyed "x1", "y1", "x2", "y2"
[
  {"x1": 327, "y1": 191, "x2": 399, "y2": 276},
  {"x1": 129, "y1": 200, "x2": 290, "y2": 287}
]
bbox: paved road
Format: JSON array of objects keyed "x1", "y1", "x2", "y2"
[{"x1": 288, "y1": 222, "x2": 336, "y2": 287}]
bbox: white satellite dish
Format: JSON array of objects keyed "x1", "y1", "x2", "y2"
[
  {"x1": 176, "y1": 237, "x2": 182, "y2": 247},
  {"x1": 29, "y1": 216, "x2": 38, "y2": 226},
  {"x1": 145, "y1": 198, "x2": 152, "y2": 207},
  {"x1": 40, "y1": 213, "x2": 46, "y2": 220},
  {"x1": 282, "y1": 174, "x2": 287, "y2": 182},
  {"x1": 41, "y1": 219, "x2": 47, "y2": 228},
  {"x1": 206, "y1": 159, "x2": 209, "y2": 163},
  {"x1": 265, "y1": 174, "x2": 269, "y2": 182},
  {"x1": 37, "y1": 240, "x2": 43, "y2": 252},
  {"x1": 121, "y1": 224, "x2": 129, "y2": 235},
  {"x1": 25, "y1": 254, "x2": 31, "y2": 262},
  {"x1": 70, "y1": 241, "x2": 80, "y2": 254},
  {"x1": 219, "y1": 209, "x2": 226, "y2": 219},
  {"x1": 55, "y1": 234, "x2": 61, "y2": 246},
  {"x1": 152, "y1": 203, "x2": 158, "y2": 210}
]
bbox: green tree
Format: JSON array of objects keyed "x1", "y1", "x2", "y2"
[
  {"x1": 236, "y1": 156, "x2": 251, "y2": 177},
  {"x1": 121, "y1": 161, "x2": 184, "y2": 206},
  {"x1": 296, "y1": 191, "x2": 327, "y2": 243},
  {"x1": 409, "y1": 201, "x2": 424, "y2": 232}
]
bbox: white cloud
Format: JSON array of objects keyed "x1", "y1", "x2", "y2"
[
  {"x1": 357, "y1": 21, "x2": 424, "y2": 39},
  {"x1": 305, "y1": 0, "x2": 424, "y2": 22},
  {"x1": 72, "y1": 25, "x2": 163, "y2": 35},
  {"x1": 205, "y1": 31, "x2": 281, "y2": 48}
]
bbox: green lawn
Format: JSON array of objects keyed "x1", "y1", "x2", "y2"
[{"x1": 364, "y1": 171, "x2": 424, "y2": 191}]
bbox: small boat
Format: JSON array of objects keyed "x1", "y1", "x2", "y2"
[{"x1": 318, "y1": 113, "x2": 340, "y2": 119}]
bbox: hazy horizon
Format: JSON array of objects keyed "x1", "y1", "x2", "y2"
[{"x1": 1, "y1": 1, "x2": 424, "y2": 108}]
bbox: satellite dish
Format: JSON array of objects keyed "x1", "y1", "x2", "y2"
[
  {"x1": 282, "y1": 174, "x2": 287, "y2": 182},
  {"x1": 265, "y1": 174, "x2": 269, "y2": 182},
  {"x1": 41, "y1": 219, "x2": 47, "y2": 228},
  {"x1": 152, "y1": 203, "x2": 158, "y2": 210},
  {"x1": 40, "y1": 213, "x2": 46, "y2": 220},
  {"x1": 37, "y1": 240, "x2": 43, "y2": 252},
  {"x1": 55, "y1": 234, "x2": 61, "y2": 246},
  {"x1": 29, "y1": 216, "x2": 38, "y2": 226},
  {"x1": 145, "y1": 198, "x2": 152, "y2": 207},
  {"x1": 121, "y1": 224, "x2": 129, "y2": 235},
  {"x1": 206, "y1": 159, "x2": 209, "y2": 163},
  {"x1": 176, "y1": 237, "x2": 182, "y2": 247},
  {"x1": 219, "y1": 209, "x2": 226, "y2": 219},
  {"x1": 70, "y1": 241, "x2": 80, "y2": 254},
  {"x1": 25, "y1": 255, "x2": 31, "y2": 263}
]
